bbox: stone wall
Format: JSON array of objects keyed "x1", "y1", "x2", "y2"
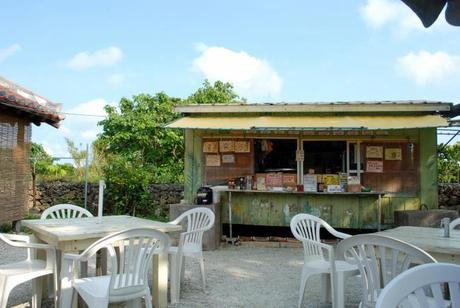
[
  {"x1": 29, "y1": 181, "x2": 460, "y2": 216},
  {"x1": 439, "y1": 183, "x2": 460, "y2": 211},
  {"x1": 29, "y1": 181, "x2": 184, "y2": 217}
]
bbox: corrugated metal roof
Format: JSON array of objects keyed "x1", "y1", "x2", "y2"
[
  {"x1": 166, "y1": 115, "x2": 448, "y2": 130},
  {"x1": 0, "y1": 76, "x2": 64, "y2": 127},
  {"x1": 174, "y1": 101, "x2": 453, "y2": 115}
]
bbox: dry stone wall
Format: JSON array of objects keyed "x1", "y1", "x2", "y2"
[
  {"x1": 439, "y1": 183, "x2": 460, "y2": 212},
  {"x1": 28, "y1": 182, "x2": 460, "y2": 217},
  {"x1": 29, "y1": 181, "x2": 184, "y2": 217}
]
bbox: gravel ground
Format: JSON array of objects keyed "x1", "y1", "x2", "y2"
[{"x1": 1, "y1": 241, "x2": 361, "y2": 308}]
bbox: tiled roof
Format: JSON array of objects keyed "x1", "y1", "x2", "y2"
[{"x1": 0, "y1": 76, "x2": 64, "y2": 127}]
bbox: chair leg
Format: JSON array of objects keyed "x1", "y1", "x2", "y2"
[
  {"x1": 32, "y1": 277, "x2": 43, "y2": 308},
  {"x1": 199, "y1": 257, "x2": 206, "y2": 290},
  {"x1": 319, "y1": 273, "x2": 331, "y2": 304},
  {"x1": 297, "y1": 271, "x2": 309, "y2": 308},
  {"x1": 144, "y1": 287, "x2": 153, "y2": 308},
  {"x1": 0, "y1": 277, "x2": 14, "y2": 308},
  {"x1": 335, "y1": 272, "x2": 345, "y2": 308}
]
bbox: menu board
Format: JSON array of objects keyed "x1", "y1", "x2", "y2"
[
  {"x1": 203, "y1": 141, "x2": 218, "y2": 153},
  {"x1": 205, "y1": 154, "x2": 221, "y2": 167},
  {"x1": 385, "y1": 148, "x2": 402, "y2": 160},
  {"x1": 366, "y1": 146, "x2": 383, "y2": 159},
  {"x1": 366, "y1": 160, "x2": 383, "y2": 173},
  {"x1": 234, "y1": 141, "x2": 251, "y2": 153},
  {"x1": 221, "y1": 154, "x2": 235, "y2": 164},
  {"x1": 219, "y1": 140, "x2": 235, "y2": 152}
]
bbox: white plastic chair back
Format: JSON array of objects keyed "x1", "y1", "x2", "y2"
[
  {"x1": 170, "y1": 207, "x2": 215, "y2": 251},
  {"x1": 76, "y1": 228, "x2": 169, "y2": 300},
  {"x1": 376, "y1": 263, "x2": 460, "y2": 308},
  {"x1": 450, "y1": 217, "x2": 460, "y2": 231},
  {"x1": 336, "y1": 234, "x2": 436, "y2": 308},
  {"x1": 290, "y1": 214, "x2": 350, "y2": 262},
  {"x1": 41, "y1": 203, "x2": 93, "y2": 219}
]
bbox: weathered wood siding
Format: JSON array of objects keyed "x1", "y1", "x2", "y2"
[{"x1": 183, "y1": 127, "x2": 437, "y2": 229}]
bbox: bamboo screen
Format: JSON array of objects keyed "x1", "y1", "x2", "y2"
[{"x1": 0, "y1": 113, "x2": 31, "y2": 224}]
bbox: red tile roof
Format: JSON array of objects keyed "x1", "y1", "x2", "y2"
[{"x1": 0, "y1": 76, "x2": 64, "y2": 127}]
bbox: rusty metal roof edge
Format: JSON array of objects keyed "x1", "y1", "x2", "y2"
[{"x1": 175, "y1": 100, "x2": 454, "y2": 114}]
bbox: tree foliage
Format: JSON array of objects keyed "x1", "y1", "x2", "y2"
[
  {"x1": 95, "y1": 80, "x2": 241, "y2": 216},
  {"x1": 186, "y1": 80, "x2": 244, "y2": 104},
  {"x1": 438, "y1": 142, "x2": 460, "y2": 183}
]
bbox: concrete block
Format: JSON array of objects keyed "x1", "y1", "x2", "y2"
[
  {"x1": 169, "y1": 203, "x2": 221, "y2": 251},
  {"x1": 394, "y1": 209, "x2": 459, "y2": 228}
]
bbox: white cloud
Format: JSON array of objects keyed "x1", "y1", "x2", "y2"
[
  {"x1": 0, "y1": 44, "x2": 21, "y2": 63},
  {"x1": 67, "y1": 46, "x2": 123, "y2": 70},
  {"x1": 397, "y1": 50, "x2": 460, "y2": 85},
  {"x1": 62, "y1": 98, "x2": 114, "y2": 141},
  {"x1": 359, "y1": 0, "x2": 449, "y2": 34},
  {"x1": 107, "y1": 73, "x2": 125, "y2": 85},
  {"x1": 192, "y1": 44, "x2": 283, "y2": 100}
]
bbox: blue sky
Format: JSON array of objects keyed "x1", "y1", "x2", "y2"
[{"x1": 1, "y1": 0, "x2": 459, "y2": 157}]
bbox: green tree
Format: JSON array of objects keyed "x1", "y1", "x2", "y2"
[
  {"x1": 65, "y1": 138, "x2": 88, "y2": 181},
  {"x1": 186, "y1": 80, "x2": 244, "y2": 104},
  {"x1": 438, "y1": 142, "x2": 460, "y2": 183},
  {"x1": 96, "y1": 80, "x2": 241, "y2": 216}
]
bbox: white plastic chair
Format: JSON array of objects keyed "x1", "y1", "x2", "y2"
[
  {"x1": 168, "y1": 207, "x2": 215, "y2": 303},
  {"x1": 450, "y1": 217, "x2": 460, "y2": 231},
  {"x1": 60, "y1": 228, "x2": 170, "y2": 308},
  {"x1": 290, "y1": 213, "x2": 359, "y2": 308},
  {"x1": 376, "y1": 263, "x2": 460, "y2": 308},
  {"x1": 0, "y1": 233, "x2": 57, "y2": 308},
  {"x1": 336, "y1": 234, "x2": 437, "y2": 308},
  {"x1": 41, "y1": 203, "x2": 93, "y2": 219}
]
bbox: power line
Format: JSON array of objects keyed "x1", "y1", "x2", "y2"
[{"x1": 60, "y1": 112, "x2": 106, "y2": 118}]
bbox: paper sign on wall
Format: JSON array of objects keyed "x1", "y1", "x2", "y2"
[
  {"x1": 205, "y1": 154, "x2": 221, "y2": 167},
  {"x1": 366, "y1": 146, "x2": 383, "y2": 158},
  {"x1": 221, "y1": 154, "x2": 235, "y2": 164},
  {"x1": 385, "y1": 148, "x2": 402, "y2": 160},
  {"x1": 234, "y1": 141, "x2": 250, "y2": 153},
  {"x1": 366, "y1": 160, "x2": 383, "y2": 173},
  {"x1": 203, "y1": 141, "x2": 218, "y2": 153},
  {"x1": 219, "y1": 140, "x2": 235, "y2": 152}
]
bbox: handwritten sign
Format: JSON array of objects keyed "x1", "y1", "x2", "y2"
[
  {"x1": 205, "y1": 154, "x2": 221, "y2": 167},
  {"x1": 366, "y1": 146, "x2": 383, "y2": 159},
  {"x1": 219, "y1": 140, "x2": 234, "y2": 152},
  {"x1": 234, "y1": 141, "x2": 250, "y2": 153},
  {"x1": 366, "y1": 160, "x2": 383, "y2": 173},
  {"x1": 221, "y1": 154, "x2": 235, "y2": 164},
  {"x1": 385, "y1": 148, "x2": 402, "y2": 160},
  {"x1": 203, "y1": 141, "x2": 218, "y2": 153}
]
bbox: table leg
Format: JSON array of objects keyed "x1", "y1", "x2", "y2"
[{"x1": 152, "y1": 252, "x2": 168, "y2": 308}]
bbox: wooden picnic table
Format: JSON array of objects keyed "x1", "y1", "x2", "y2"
[
  {"x1": 22, "y1": 215, "x2": 181, "y2": 308},
  {"x1": 375, "y1": 226, "x2": 460, "y2": 264}
]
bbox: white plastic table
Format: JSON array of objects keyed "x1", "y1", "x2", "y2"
[
  {"x1": 376, "y1": 226, "x2": 460, "y2": 264},
  {"x1": 22, "y1": 215, "x2": 181, "y2": 308}
]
